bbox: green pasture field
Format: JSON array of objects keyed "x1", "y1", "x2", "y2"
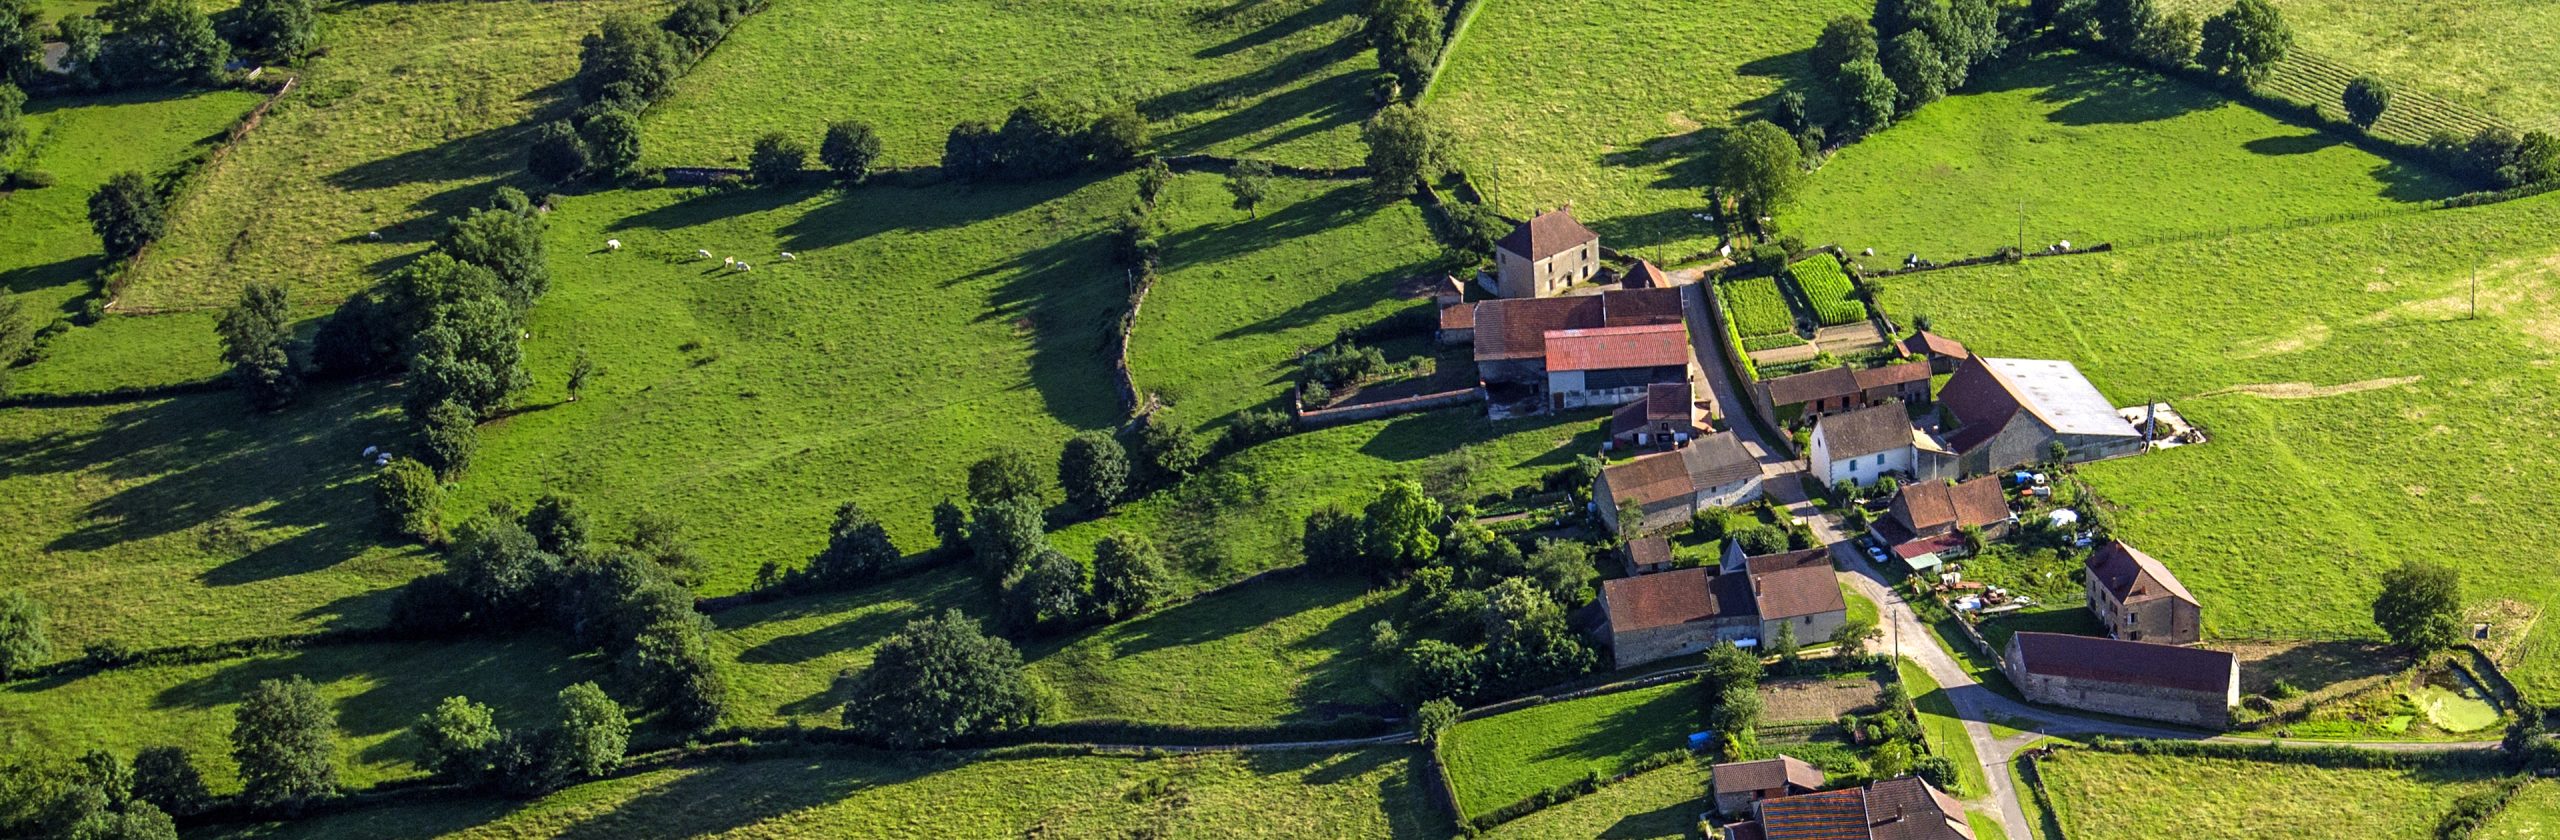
[
  {"x1": 1439, "y1": 680, "x2": 1697, "y2": 819},
  {"x1": 1720, "y1": 276, "x2": 1797, "y2": 337},
  {"x1": 642, "y1": 0, "x2": 1375, "y2": 170},
  {"x1": 209, "y1": 749, "x2": 1437, "y2": 839},
  {"x1": 2039, "y1": 750, "x2": 2500, "y2": 839},
  {"x1": 453, "y1": 176, "x2": 1131, "y2": 595},
  {"x1": 2478, "y1": 780, "x2": 2560, "y2": 839},
  {"x1": 1425, "y1": 0, "x2": 1868, "y2": 259},
  {"x1": 1898, "y1": 659, "x2": 1985, "y2": 796},
  {"x1": 1783, "y1": 253, "x2": 1861, "y2": 326},
  {"x1": 0, "y1": 636, "x2": 601, "y2": 793},
  {"x1": 1874, "y1": 188, "x2": 2560, "y2": 701},
  {"x1": 1481, "y1": 759, "x2": 1705, "y2": 840},
  {"x1": 119, "y1": 0, "x2": 658, "y2": 313},
  {"x1": 4, "y1": 312, "x2": 229, "y2": 396},
  {"x1": 0, "y1": 90, "x2": 260, "y2": 330},
  {"x1": 0, "y1": 384, "x2": 433, "y2": 656},
  {"x1": 2162, "y1": 0, "x2": 2560, "y2": 135},
  {"x1": 1783, "y1": 50, "x2": 2463, "y2": 262},
  {"x1": 1129, "y1": 173, "x2": 1446, "y2": 431},
  {"x1": 706, "y1": 407, "x2": 1599, "y2": 729}
]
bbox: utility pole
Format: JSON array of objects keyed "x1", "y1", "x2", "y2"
[
  {"x1": 2472, "y1": 259, "x2": 2481, "y2": 320},
  {"x1": 2016, "y1": 202, "x2": 2025, "y2": 255}
]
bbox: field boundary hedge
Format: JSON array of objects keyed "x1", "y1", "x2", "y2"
[
  {"x1": 1460, "y1": 750, "x2": 1691, "y2": 833},
  {"x1": 0, "y1": 375, "x2": 230, "y2": 407}
]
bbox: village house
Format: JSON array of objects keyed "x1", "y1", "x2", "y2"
[
  {"x1": 1610, "y1": 382, "x2": 1710, "y2": 449},
  {"x1": 1875, "y1": 476, "x2": 2012, "y2": 546},
  {"x1": 1596, "y1": 547, "x2": 1845, "y2": 668},
  {"x1": 1622, "y1": 535, "x2": 1675, "y2": 576},
  {"x1": 2004, "y1": 632, "x2": 2238, "y2": 728},
  {"x1": 1725, "y1": 776, "x2": 1974, "y2": 840},
  {"x1": 1900, "y1": 330, "x2": 1970, "y2": 374},
  {"x1": 1594, "y1": 431, "x2": 1763, "y2": 534},
  {"x1": 1435, "y1": 294, "x2": 1476, "y2": 345},
  {"x1": 1938, "y1": 358, "x2": 2145, "y2": 475},
  {"x1": 2083, "y1": 540, "x2": 2202, "y2": 645},
  {"x1": 1621, "y1": 258, "x2": 1670, "y2": 289},
  {"x1": 1490, "y1": 209, "x2": 1602, "y2": 298},
  {"x1": 1809, "y1": 403, "x2": 1918, "y2": 487},
  {"x1": 1459, "y1": 287, "x2": 1685, "y2": 386},
  {"x1": 1544, "y1": 323, "x2": 1692, "y2": 410},
  {"x1": 1762, "y1": 365, "x2": 1863, "y2": 420},
  {"x1": 1712, "y1": 755, "x2": 1825, "y2": 817},
  {"x1": 1854, "y1": 359, "x2": 1933, "y2": 405}
]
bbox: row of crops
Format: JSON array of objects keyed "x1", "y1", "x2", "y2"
[
  {"x1": 1719, "y1": 277, "x2": 1797, "y2": 337},
  {"x1": 1784, "y1": 254, "x2": 1867, "y2": 327}
]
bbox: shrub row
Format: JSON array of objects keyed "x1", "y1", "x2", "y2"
[
  {"x1": 2079, "y1": 736, "x2": 2506, "y2": 771},
  {"x1": 1461, "y1": 749, "x2": 1690, "y2": 834}
]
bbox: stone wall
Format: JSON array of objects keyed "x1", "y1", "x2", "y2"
[{"x1": 1293, "y1": 386, "x2": 1485, "y2": 429}]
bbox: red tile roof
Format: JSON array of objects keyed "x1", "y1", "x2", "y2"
[
  {"x1": 1545, "y1": 323, "x2": 1690, "y2": 372},
  {"x1": 2010, "y1": 632, "x2": 2236, "y2": 694},
  {"x1": 2084, "y1": 541, "x2": 2197, "y2": 606},
  {"x1": 1439, "y1": 301, "x2": 1476, "y2": 331},
  {"x1": 1623, "y1": 259, "x2": 1671, "y2": 289},
  {"x1": 1854, "y1": 360, "x2": 1933, "y2": 389},
  {"x1": 1902, "y1": 331, "x2": 1969, "y2": 359},
  {"x1": 1472, "y1": 296, "x2": 1602, "y2": 362},
  {"x1": 1601, "y1": 567, "x2": 1746, "y2": 632},
  {"x1": 1864, "y1": 777, "x2": 1976, "y2": 840},
  {"x1": 1602, "y1": 448, "x2": 1697, "y2": 509},
  {"x1": 1757, "y1": 788, "x2": 1871, "y2": 840},
  {"x1": 1601, "y1": 286, "x2": 1687, "y2": 327},
  {"x1": 1744, "y1": 548, "x2": 1834, "y2": 576},
  {"x1": 1752, "y1": 565, "x2": 1847, "y2": 622},
  {"x1": 1496, "y1": 208, "x2": 1600, "y2": 262},
  {"x1": 1765, "y1": 366, "x2": 1862, "y2": 408},
  {"x1": 1890, "y1": 476, "x2": 2009, "y2": 534},
  {"x1": 1715, "y1": 756, "x2": 1827, "y2": 794}
]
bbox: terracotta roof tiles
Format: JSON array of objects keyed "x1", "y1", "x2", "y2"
[
  {"x1": 1495, "y1": 209, "x2": 1600, "y2": 262},
  {"x1": 1544, "y1": 323, "x2": 1690, "y2": 372}
]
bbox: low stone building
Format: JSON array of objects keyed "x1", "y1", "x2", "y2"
[
  {"x1": 1900, "y1": 331, "x2": 1970, "y2": 374},
  {"x1": 1464, "y1": 287, "x2": 1685, "y2": 386},
  {"x1": 1595, "y1": 431, "x2": 1763, "y2": 534},
  {"x1": 1853, "y1": 360, "x2": 1933, "y2": 405},
  {"x1": 2004, "y1": 632, "x2": 2238, "y2": 728},
  {"x1": 1939, "y1": 358, "x2": 2145, "y2": 475},
  {"x1": 1610, "y1": 382, "x2": 1709, "y2": 448},
  {"x1": 2083, "y1": 540, "x2": 2202, "y2": 645},
  {"x1": 1763, "y1": 365, "x2": 1863, "y2": 420},
  {"x1": 1492, "y1": 208, "x2": 1602, "y2": 298},
  {"x1": 1871, "y1": 475, "x2": 2012, "y2": 550},
  {"x1": 1809, "y1": 403, "x2": 1917, "y2": 488},
  {"x1": 1544, "y1": 323, "x2": 1692, "y2": 410},
  {"x1": 1623, "y1": 535, "x2": 1674, "y2": 576},
  {"x1": 1596, "y1": 547, "x2": 1845, "y2": 668},
  {"x1": 1712, "y1": 755, "x2": 1825, "y2": 817}
]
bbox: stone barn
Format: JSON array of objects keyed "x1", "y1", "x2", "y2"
[
  {"x1": 1939, "y1": 358, "x2": 2144, "y2": 475},
  {"x1": 2004, "y1": 632, "x2": 2238, "y2": 728}
]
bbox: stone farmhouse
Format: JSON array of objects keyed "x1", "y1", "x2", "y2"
[
  {"x1": 1596, "y1": 547, "x2": 1844, "y2": 668},
  {"x1": 1809, "y1": 403, "x2": 1922, "y2": 487},
  {"x1": 1763, "y1": 359, "x2": 1933, "y2": 421},
  {"x1": 2083, "y1": 540, "x2": 2202, "y2": 645},
  {"x1": 2004, "y1": 632, "x2": 2238, "y2": 728},
  {"x1": 1712, "y1": 755, "x2": 1825, "y2": 817},
  {"x1": 1594, "y1": 432, "x2": 1764, "y2": 533},
  {"x1": 1490, "y1": 208, "x2": 1602, "y2": 298},
  {"x1": 1871, "y1": 476, "x2": 2013, "y2": 550},
  {"x1": 1610, "y1": 381, "x2": 1710, "y2": 449},
  {"x1": 1939, "y1": 358, "x2": 2145, "y2": 474},
  {"x1": 1456, "y1": 286, "x2": 1687, "y2": 388},
  {"x1": 1725, "y1": 776, "x2": 1974, "y2": 840}
]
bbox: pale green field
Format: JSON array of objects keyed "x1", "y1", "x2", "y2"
[{"x1": 2041, "y1": 751, "x2": 2500, "y2": 839}]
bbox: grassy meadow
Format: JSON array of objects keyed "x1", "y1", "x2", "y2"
[
  {"x1": 0, "y1": 384, "x2": 433, "y2": 656},
  {"x1": 210, "y1": 749, "x2": 1441, "y2": 839},
  {"x1": 2039, "y1": 750, "x2": 2500, "y2": 839},
  {"x1": 2161, "y1": 0, "x2": 2560, "y2": 135},
  {"x1": 2478, "y1": 780, "x2": 2560, "y2": 839},
  {"x1": 1425, "y1": 0, "x2": 1867, "y2": 258},
  {"x1": 1480, "y1": 760, "x2": 1706, "y2": 839},
  {"x1": 1438, "y1": 680, "x2": 1697, "y2": 819},
  {"x1": 1899, "y1": 659, "x2": 1987, "y2": 796},
  {"x1": 0, "y1": 637, "x2": 601, "y2": 793},
  {"x1": 642, "y1": 0, "x2": 1377, "y2": 170},
  {"x1": 118, "y1": 0, "x2": 658, "y2": 313},
  {"x1": 1783, "y1": 50, "x2": 2462, "y2": 261},
  {"x1": 1130, "y1": 173, "x2": 1447, "y2": 431},
  {"x1": 1874, "y1": 189, "x2": 2560, "y2": 700}
]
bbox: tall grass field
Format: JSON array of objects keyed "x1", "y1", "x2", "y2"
[{"x1": 2038, "y1": 750, "x2": 2501, "y2": 839}]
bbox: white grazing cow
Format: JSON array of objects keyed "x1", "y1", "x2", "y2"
[
  {"x1": 724, "y1": 256, "x2": 737, "y2": 266},
  {"x1": 779, "y1": 252, "x2": 795, "y2": 261},
  {"x1": 606, "y1": 239, "x2": 621, "y2": 251},
  {"x1": 697, "y1": 249, "x2": 713, "y2": 259},
  {"x1": 737, "y1": 262, "x2": 751, "y2": 272}
]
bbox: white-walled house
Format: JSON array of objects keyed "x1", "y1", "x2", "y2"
[{"x1": 1808, "y1": 403, "x2": 1916, "y2": 487}]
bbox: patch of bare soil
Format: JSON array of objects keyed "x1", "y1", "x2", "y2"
[{"x1": 2201, "y1": 375, "x2": 2421, "y2": 399}]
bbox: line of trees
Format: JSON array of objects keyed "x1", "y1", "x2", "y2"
[
  {"x1": 526, "y1": 0, "x2": 764, "y2": 185},
  {"x1": 5, "y1": 0, "x2": 313, "y2": 96},
  {"x1": 940, "y1": 97, "x2": 1148, "y2": 184},
  {"x1": 410, "y1": 682, "x2": 630, "y2": 797}
]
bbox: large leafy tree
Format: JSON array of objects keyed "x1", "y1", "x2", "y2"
[
  {"x1": 218, "y1": 282, "x2": 301, "y2": 410},
  {"x1": 1882, "y1": 30, "x2": 1950, "y2": 112},
  {"x1": 441, "y1": 205, "x2": 549, "y2": 312},
  {"x1": 87, "y1": 171, "x2": 166, "y2": 260},
  {"x1": 2342, "y1": 75, "x2": 2390, "y2": 131},
  {"x1": 576, "y1": 13, "x2": 680, "y2": 105},
  {"x1": 1809, "y1": 17, "x2": 1878, "y2": 83},
  {"x1": 1366, "y1": 0, "x2": 1439, "y2": 95},
  {"x1": 230, "y1": 676, "x2": 338, "y2": 812},
  {"x1": 1362, "y1": 103, "x2": 1448, "y2": 199},
  {"x1": 1003, "y1": 547, "x2": 1089, "y2": 634},
  {"x1": 1710, "y1": 121, "x2": 1805, "y2": 226},
  {"x1": 550, "y1": 682, "x2": 629, "y2": 779},
  {"x1": 1359, "y1": 479, "x2": 1442, "y2": 573},
  {"x1": 2199, "y1": 0, "x2": 2290, "y2": 86},
  {"x1": 113, "y1": 0, "x2": 229, "y2": 85},
  {"x1": 842, "y1": 610, "x2": 1040, "y2": 747},
  {"x1": 820, "y1": 119, "x2": 882, "y2": 184},
  {"x1": 0, "y1": 588, "x2": 49, "y2": 679},
  {"x1": 2373, "y1": 559, "x2": 2461, "y2": 653},
  {"x1": 230, "y1": 0, "x2": 315, "y2": 60},
  {"x1": 804, "y1": 501, "x2": 900, "y2": 586},
  {"x1": 967, "y1": 496, "x2": 1047, "y2": 582},
  {"x1": 1088, "y1": 531, "x2": 1168, "y2": 620},
  {"x1": 1057, "y1": 431, "x2": 1129, "y2": 513},
  {"x1": 1833, "y1": 58, "x2": 1899, "y2": 137},
  {"x1": 747, "y1": 131, "x2": 807, "y2": 186},
  {"x1": 967, "y1": 449, "x2": 1046, "y2": 506},
  {"x1": 405, "y1": 295, "x2": 530, "y2": 421},
  {"x1": 0, "y1": 0, "x2": 39, "y2": 86},
  {"x1": 410, "y1": 695, "x2": 500, "y2": 784}
]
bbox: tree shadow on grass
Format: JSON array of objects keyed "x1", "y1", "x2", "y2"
[
  {"x1": 2245, "y1": 131, "x2": 2344, "y2": 156},
  {"x1": 0, "y1": 256, "x2": 101, "y2": 305},
  {"x1": 13, "y1": 384, "x2": 408, "y2": 578},
  {"x1": 543, "y1": 756, "x2": 951, "y2": 840},
  {"x1": 1149, "y1": 44, "x2": 1368, "y2": 158},
  {"x1": 2029, "y1": 55, "x2": 2215, "y2": 126},
  {"x1": 1531, "y1": 682, "x2": 1696, "y2": 768},
  {"x1": 1189, "y1": 0, "x2": 1358, "y2": 60}
]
